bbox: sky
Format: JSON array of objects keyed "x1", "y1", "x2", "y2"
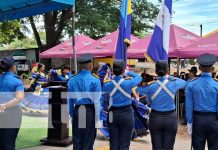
[{"x1": 147, "y1": 0, "x2": 218, "y2": 36}]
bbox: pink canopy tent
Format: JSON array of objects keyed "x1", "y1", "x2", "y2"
[
  {"x1": 128, "y1": 35, "x2": 151, "y2": 58},
  {"x1": 128, "y1": 24, "x2": 201, "y2": 58},
  {"x1": 178, "y1": 31, "x2": 218, "y2": 58},
  {"x1": 77, "y1": 30, "x2": 139, "y2": 57},
  {"x1": 39, "y1": 35, "x2": 95, "y2": 58}
]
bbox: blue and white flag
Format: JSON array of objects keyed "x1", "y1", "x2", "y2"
[{"x1": 147, "y1": 0, "x2": 172, "y2": 62}]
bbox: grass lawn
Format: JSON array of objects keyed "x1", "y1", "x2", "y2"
[
  {"x1": 16, "y1": 115, "x2": 72, "y2": 149},
  {"x1": 16, "y1": 128, "x2": 47, "y2": 149},
  {"x1": 16, "y1": 115, "x2": 48, "y2": 149}
]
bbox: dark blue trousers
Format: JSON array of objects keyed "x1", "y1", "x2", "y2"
[
  {"x1": 192, "y1": 112, "x2": 218, "y2": 150},
  {"x1": 0, "y1": 107, "x2": 22, "y2": 150},
  {"x1": 72, "y1": 105, "x2": 96, "y2": 150},
  {"x1": 108, "y1": 105, "x2": 134, "y2": 150},
  {"x1": 149, "y1": 111, "x2": 178, "y2": 150}
]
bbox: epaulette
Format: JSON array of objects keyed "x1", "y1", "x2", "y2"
[
  {"x1": 125, "y1": 77, "x2": 132, "y2": 80},
  {"x1": 190, "y1": 77, "x2": 198, "y2": 82},
  {"x1": 104, "y1": 79, "x2": 111, "y2": 83},
  {"x1": 69, "y1": 73, "x2": 78, "y2": 79},
  {"x1": 214, "y1": 78, "x2": 218, "y2": 82},
  {"x1": 147, "y1": 81, "x2": 155, "y2": 85},
  {"x1": 132, "y1": 86, "x2": 137, "y2": 92},
  {"x1": 92, "y1": 73, "x2": 100, "y2": 79}
]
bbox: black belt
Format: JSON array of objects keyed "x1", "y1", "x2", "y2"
[
  {"x1": 193, "y1": 111, "x2": 217, "y2": 115},
  {"x1": 151, "y1": 109, "x2": 175, "y2": 113},
  {"x1": 75, "y1": 104, "x2": 94, "y2": 109},
  {"x1": 110, "y1": 105, "x2": 131, "y2": 110}
]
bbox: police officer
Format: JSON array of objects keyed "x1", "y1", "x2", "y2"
[
  {"x1": 103, "y1": 59, "x2": 142, "y2": 150},
  {"x1": 187, "y1": 66, "x2": 198, "y2": 84},
  {"x1": 186, "y1": 53, "x2": 218, "y2": 150},
  {"x1": 68, "y1": 54, "x2": 102, "y2": 150},
  {"x1": 57, "y1": 65, "x2": 73, "y2": 81},
  {"x1": 0, "y1": 56, "x2": 25, "y2": 150},
  {"x1": 146, "y1": 60, "x2": 186, "y2": 150}
]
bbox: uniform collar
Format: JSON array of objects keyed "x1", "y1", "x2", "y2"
[
  {"x1": 157, "y1": 76, "x2": 167, "y2": 81},
  {"x1": 200, "y1": 72, "x2": 212, "y2": 77},
  {"x1": 4, "y1": 71, "x2": 18, "y2": 77},
  {"x1": 79, "y1": 69, "x2": 91, "y2": 74},
  {"x1": 114, "y1": 75, "x2": 123, "y2": 80}
]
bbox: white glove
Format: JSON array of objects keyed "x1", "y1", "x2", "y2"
[
  {"x1": 96, "y1": 120, "x2": 103, "y2": 129},
  {"x1": 0, "y1": 104, "x2": 6, "y2": 113},
  {"x1": 187, "y1": 123, "x2": 192, "y2": 135}
]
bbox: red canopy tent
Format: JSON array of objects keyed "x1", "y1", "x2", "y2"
[
  {"x1": 178, "y1": 31, "x2": 218, "y2": 58},
  {"x1": 128, "y1": 24, "x2": 201, "y2": 58},
  {"x1": 39, "y1": 35, "x2": 95, "y2": 58},
  {"x1": 77, "y1": 30, "x2": 139, "y2": 57}
]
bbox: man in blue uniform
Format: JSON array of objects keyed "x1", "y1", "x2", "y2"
[
  {"x1": 187, "y1": 66, "x2": 198, "y2": 84},
  {"x1": 0, "y1": 56, "x2": 25, "y2": 150},
  {"x1": 186, "y1": 53, "x2": 218, "y2": 150},
  {"x1": 146, "y1": 60, "x2": 186, "y2": 150},
  {"x1": 68, "y1": 54, "x2": 102, "y2": 150},
  {"x1": 103, "y1": 59, "x2": 142, "y2": 150},
  {"x1": 57, "y1": 65, "x2": 73, "y2": 81}
]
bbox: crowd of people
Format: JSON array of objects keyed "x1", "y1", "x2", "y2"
[{"x1": 0, "y1": 53, "x2": 217, "y2": 150}]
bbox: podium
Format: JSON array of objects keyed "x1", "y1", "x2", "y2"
[{"x1": 41, "y1": 82, "x2": 72, "y2": 146}]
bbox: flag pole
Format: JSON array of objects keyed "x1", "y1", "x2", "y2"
[
  {"x1": 124, "y1": 43, "x2": 128, "y2": 66},
  {"x1": 72, "y1": 5, "x2": 77, "y2": 73}
]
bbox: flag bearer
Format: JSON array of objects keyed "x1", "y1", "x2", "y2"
[{"x1": 146, "y1": 60, "x2": 186, "y2": 150}]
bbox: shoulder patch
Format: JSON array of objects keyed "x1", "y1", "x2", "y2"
[
  {"x1": 190, "y1": 77, "x2": 198, "y2": 82},
  {"x1": 147, "y1": 81, "x2": 155, "y2": 85},
  {"x1": 92, "y1": 73, "x2": 100, "y2": 79}
]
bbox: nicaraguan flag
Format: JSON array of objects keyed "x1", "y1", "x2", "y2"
[
  {"x1": 147, "y1": 0, "x2": 172, "y2": 62},
  {"x1": 115, "y1": 0, "x2": 132, "y2": 61}
]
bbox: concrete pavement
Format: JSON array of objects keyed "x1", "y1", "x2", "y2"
[{"x1": 21, "y1": 126, "x2": 192, "y2": 150}]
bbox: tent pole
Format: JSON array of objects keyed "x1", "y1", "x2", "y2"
[
  {"x1": 69, "y1": 58, "x2": 72, "y2": 68},
  {"x1": 72, "y1": 5, "x2": 77, "y2": 73},
  {"x1": 176, "y1": 57, "x2": 180, "y2": 121}
]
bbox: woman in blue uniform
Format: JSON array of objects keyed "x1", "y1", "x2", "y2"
[
  {"x1": 103, "y1": 59, "x2": 142, "y2": 150},
  {"x1": 0, "y1": 57, "x2": 25, "y2": 150},
  {"x1": 22, "y1": 63, "x2": 49, "y2": 112},
  {"x1": 146, "y1": 60, "x2": 186, "y2": 150}
]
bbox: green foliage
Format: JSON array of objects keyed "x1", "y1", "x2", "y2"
[
  {"x1": 0, "y1": 20, "x2": 25, "y2": 45},
  {"x1": 66, "y1": 0, "x2": 159, "y2": 39}
]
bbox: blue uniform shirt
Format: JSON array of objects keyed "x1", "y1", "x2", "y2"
[
  {"x1": 136, "y1": 86, "x2": 148, "y2": 97},
  {"x1": 186, "y1": 73, "x2": 218, "y2": 124},
  {"x1": 57, "y1": 72, "x2": 73, "y2": 81},
  {"x1": 146, "y1": 76, "x2": 186, "y2": 112},
  {"x1": 68, "y1": 70, "x2": 102, "y2": 119},
  {"x1": 0, "y1": 72, "x2": 24, "y2": 105},
  {"x1": 103, "y1": 71, "x2": 142, "y2": 107}
]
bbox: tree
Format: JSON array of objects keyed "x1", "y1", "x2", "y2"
[
  {"x1": 28, "y1": 0, "x2": 159, "y2": 52},
  {"x1": 0, "y1": 0, "x2": 159, "y2": 52},
  {"x1": 71, "y1": 0, "x2": 159, "y2": 39},
  {"x1": 0, "y1": 21, "x2": 25, "y2": 45}
]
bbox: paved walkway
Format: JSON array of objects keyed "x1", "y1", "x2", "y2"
[{"x1": 22, "y1": 126, "x2": 192, "y2": 150}]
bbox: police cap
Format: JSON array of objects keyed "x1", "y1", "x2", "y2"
[
  {"x1": 197, "y1": 53, "x2": 217, "y2": 67},
  {"x1": 77, "y1": 53, "x2": 94, "y2": 64},
  {"x1": 188, "y1": 66, "x2": 197, "y2": 74},
  {"x1": 113, "y1": 59, "x2": 125, "y2": 71},
  {"x1": 1, "y1": 56, "x2": 15, "y2": 68},
  {"x1": 155, "y1": 60, "x2": 169, "y2": 72}
]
